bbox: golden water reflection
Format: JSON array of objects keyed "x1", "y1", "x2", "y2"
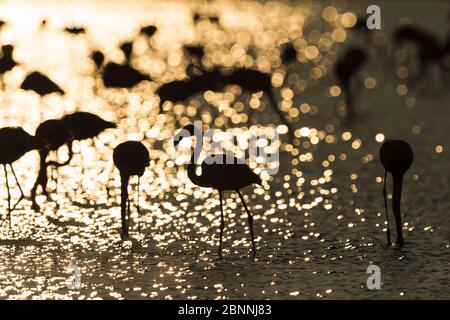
[{"x1": 0, "y1": 0, "x2": 448, "y2": 299}]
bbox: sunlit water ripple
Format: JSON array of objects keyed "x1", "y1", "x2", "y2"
[{"x1": 0, "y1": 0, "x2": 448, "y2": 299}]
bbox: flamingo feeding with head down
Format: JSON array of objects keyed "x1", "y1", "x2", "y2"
[
  {"x1": 379, "y1": 140, "x2": 414, "y2": 245},
  {"x1": 113, "y1": 141, "x2": 150, "y2": 238}
]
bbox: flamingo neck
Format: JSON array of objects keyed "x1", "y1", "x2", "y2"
[{"x1": 187, "y1": 131, "x2": 207, "y2": 186}]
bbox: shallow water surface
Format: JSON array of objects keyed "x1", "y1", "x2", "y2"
[{"x1": 0, "y1": 0, "x2": 448, "y2": 299}]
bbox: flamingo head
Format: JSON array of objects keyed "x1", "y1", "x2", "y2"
[{"x1": 173, "y1": 124, "x2": 198, "y2": 150}]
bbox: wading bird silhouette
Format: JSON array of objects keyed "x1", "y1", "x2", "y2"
[
  {"x1": 224, "y1": 68, "x2": 294, "y2": 140},
  {"x1": 140, "y1": 25, "x2": 157, "y2": 38},
  {"x1": 64, "y1": 25, "x2": 86, "y2": 35},
  {"x1": 20, "y1": 71, "x2": 64, "y2": 96},
  {"x1": 31, "y1": 119, "x2": 72, "y2": 211},
  {"x1": 0, "y1": 127, "x2": 42, "y2": 227},
  {"x1": 120, "y1": 41, "x2": 133, "y2": 64},
  {"x1": 379, "y1": 140, "x2": 414, "y2": 245},
  {"x1": 156, "y1": 66, "x2": 224, "y2": 112},
  {"x1": 60, "y1": 112, "x2": 117, "y2": 164},
  {"x1": 91, "y1": 50, "x2": 105, "y2": 70},
  {"x1": 334, "y1": 48, "x2": 367, "y2": 122},
  {"x1": 280, "y1": 43, "x2": 297, "y2": 65},
  {"x1": 0, "y1": 45, "x2": 18, "y2": 76},
  {"x1": 173, "y1": 124, "x2": 261, "y2": 256},
  {"x1": 113, "y1": 141, "x2": 150, "y2": 238},
  {"x1": 158, "y1": 65, "x2": 294, "y2": 141},
  {"x1": 393, "y1": 25, "x2": 442, "y2": 86},
  {"x1": 183, "y1": 44, "x2": 205, "y2": 65},
  {"x1": 91, "y1": 50, "x2": 151, "y2": 88}
]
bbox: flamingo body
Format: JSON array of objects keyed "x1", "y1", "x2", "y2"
[{"x1": 20, "y1": 71, "x2": 64, "y2": 96}]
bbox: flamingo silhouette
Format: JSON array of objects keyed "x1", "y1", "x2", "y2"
[
  {"x1": 60, "y1": 112, "x2": 117, "y2": 165},
  {"x1": 113, "y1": 141, "x2": 150, "y2": 237},
  {"x1": 64, "y1": 25, "x2": 86, "y2": 35},
  {"x1": 0, "y1": 45, "x2": 18, "y2": 75},
  {"x1": 334, "y1": 48, "x2": 367, "y2": 122},
  {"x1": 140, "y1": 25, "x2": 157, "y2": 38},
  {"x1": 156, "y1": 66, "x2": 224, "y2": 112},
  {"x1": 0, "y1": 127, "x2": 42, "y2": 226},
  {"x1": 31, "y1": 119, "x2": 72, "y2": 211},
  {"x1": 173, "y1": 124, "x2": 261, "y2": 256},
  {"x1": 20, "y1": 71, "x2": 64, "y2": 96},
  {"x1": 91, "y1": 50, "x2": 151, "y2": 88},
  {"x1": 280, "y1": 43, "x2": 297, "y2": 64},
  {"x1": 224, "y1": 68, "x2": 294, "y2": 140},
  {"x1": 393, "y1": 25, "x2": 441, "y2": 85},
  {"x1": 379, "y1": 140, "x2": 414, "y2": 245},
  {"x1": 120, "y1": 41, "x2": 133, "y2": 64},
  {"x1": 183, "y1": 44, "x2": 205, "y2": 65},
  {"x1": 91, "y1": 50, "x2": 105, "y2": 70}
]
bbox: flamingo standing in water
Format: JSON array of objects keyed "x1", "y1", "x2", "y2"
[
  {"x1": 31, "y1": 119, "x2": 72, "y2": 211},
  {"x1": 113, "y1": 141, "x2": 150, "y2": 237},
  {"x1": 0, "y1": 127, "x2": 42, "y2": 226},
  {"x1": 173, "y1": 124, "x2": 262, "y2": 256},
  {"x1": 60, "y1": 111, "x2": 117, "y2": 164},
  {"x1": 379, "y1": 140, "x2": 414, "y2": 245}
]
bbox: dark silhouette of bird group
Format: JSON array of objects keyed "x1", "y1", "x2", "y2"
[
  {"x1": 0, "y1": 12, "x2": 425, "y2": 258},
  {"x1": 31, "y1": 112, "x2": 116, "y2": 211}
]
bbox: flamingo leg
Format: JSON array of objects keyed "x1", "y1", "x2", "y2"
[
  {"x1": 120, "y1": 174, "x2": 129, "y2": 237},
  {"x1": 136, "y1": 177, "x2": 141, "y2": 235},
  {"x1": 9, "y1": 164, "x2": 25, "y2": 212},
  {"x1": 383, "y1": 170, "x2": 391, "y2": 245},
  {"x1": 3, "y1": 165, "x2": 11, "y2": 228},
  {"x1": 218, "y1": 190, "x2": 225, "y2": 257},
  {"x1": 237, "y1": 190, "x2": 256, "y2": 256},
  {"x1": 127, "y1": 192, "x2": 131, "y2": 235}
]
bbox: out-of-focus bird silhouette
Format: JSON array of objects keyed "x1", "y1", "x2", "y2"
[
  {"x1": 113, "y1": 141, "x2": 150, "y2": 238},
  {"x1": 91, "y1": 50, "x2": 105, "y2": 70},
  {"x1": 157, "y1": 66, "x2": 224, "y2": 112},
  {"x1": 224, "y1": 68, "x2": 294, "y2": 140},
  {"x1": 183, "y1": 44, "x2": 205, "y2": 65},
  {"x1": 0, "y1": 127, "x2": 42, "y2": 227},
  {"x1": 140, "y1": 25, "x2": 157, "y2": 38},
  {"x1": 20, "y1": 71, "x2": 64, "y2": 96},
  {"x1": 158, "y1": 65, "x2": 294, "y2": 140},
  {"x1": 31, "y1": 119, "x2": 72, "y2": 211},
  {"x1": 173, "y1": 124, "x2": 261, "y2": 256},
  {"x1": 0, "y1": 45, "x2": 17, "y2": 75},
  {"x1": 91, "y1": 50, "x2": 151, "y2": 88},
  {"x1": 280, "y1": 43, "x2": 298, "y2": 64},
  {"x1": 393, "y1": 25, "x2": 442, "y2": 85},
  {"x1": 120, "y1": 41, "x2": 133, "y2": 64},
  {"x1": 380, "y1": 140, "x2": 414, "y2": 245},
  {"x1": 334, "y1": 47, "x2": 367, "y2": 122},
  {"x1": 64, "y1": 25, "x2": 86, "y2": 35},
  {"x1": 193, "y1": 12, "x2": 220, "y2": 24}
]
